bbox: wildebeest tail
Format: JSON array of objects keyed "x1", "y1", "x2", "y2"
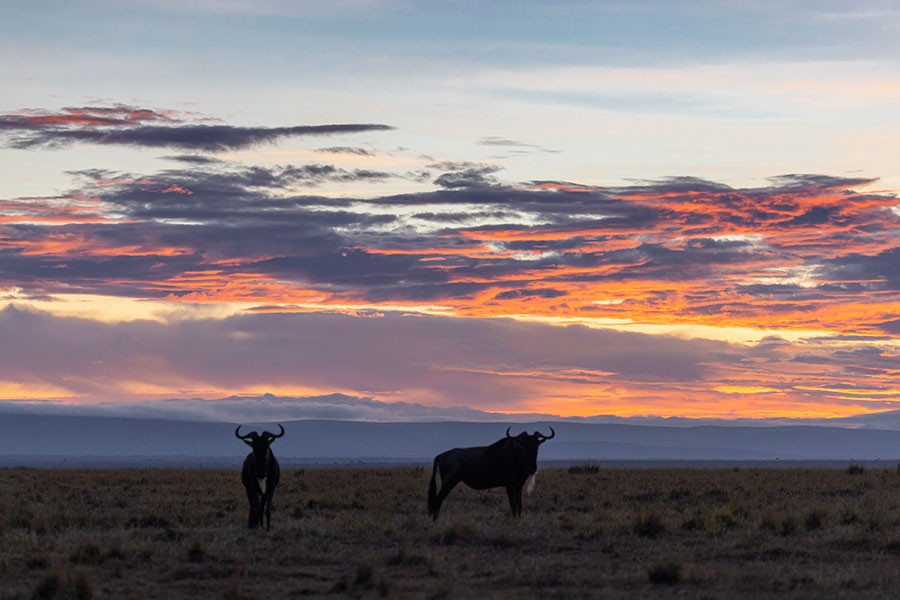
[{"x1": 427, "y1": 457, "x2": 439, "y2": 516}]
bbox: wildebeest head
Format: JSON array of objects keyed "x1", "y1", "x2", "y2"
[
  {"x1": 506, "y1": 426, "x2": 555, "y2": 474},
  {"x1": 235, "y1": 424, "x2": 284, "y2": 472}
]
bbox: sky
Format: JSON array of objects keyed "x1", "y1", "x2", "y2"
[{"x1": 1, "y1": 0, "x2": 900, "y2": 421}]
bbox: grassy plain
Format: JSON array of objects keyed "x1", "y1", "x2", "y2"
[{"x1": 4, "y1": 465, "x2": 900, "y2": 598}]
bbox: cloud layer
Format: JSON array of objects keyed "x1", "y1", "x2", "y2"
[
  {"x1": 1, "y1": 104, "x2": 899, "y2": 418},
  {"x1": 4, "y1": 304, "x2": 895, "y2": 418},
  {"x1": 2, "y1": 159, "x2": 898, "y2": 339}
]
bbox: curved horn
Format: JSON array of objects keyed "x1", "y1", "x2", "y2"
[
  {"x1": 537, "y1": 426, "x2": 555, "y2": 441},
  {"x1": 236, "y1": 426, "x2": 259, "y2": 441},
  {"x1": 263, "y1": 424, "x2": 285, "y2": 440},
  {"x1": 506, "y1": 426, "x2": 512, "y2": 438}
]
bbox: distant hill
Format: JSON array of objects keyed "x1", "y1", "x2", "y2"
[
  {"x1": 8, "y1": 394, "x2": 900, "y2": 431},
  {"x1": 3, "y1": 414, "x2": 900, "y2": 466}
]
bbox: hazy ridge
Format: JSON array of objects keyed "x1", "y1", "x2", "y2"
[{"x1": 4, "y1": 413, "x2": 900, "y2": 466}]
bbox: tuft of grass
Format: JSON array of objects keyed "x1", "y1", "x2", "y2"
[
  {"x1": 432, "y1": 520, "x2": 477, "y2": 545},
  {"x1": 707, "y1": 508, "x2": 740, "y2": 534},
  {"x1": 632, "y1": 513, "x2": 666, "y2": 538},
  {"x1": 32, "y1": 570, "x2": 93, "y2": 600},
  {"x1": 222, "y1": 583, "x2": 258, "y2": 600},
  {"x1": 780, "y1": 517, "x2": 799, "y2": 537},
  {"x1": 105, "y1": 542, "x2": 126, "y2": 561},
  {"x1": 25, "y1": 556, "x2": 50, "y2": 570},
  {"x1": 355, "y1": 559, "x2": 376, "y2": 586},
  {"x1": 32, "y1": 573, "x2": 61, "y2": 599},
  {"x1": 647, "y1": 560, "x2": 682, "y2": 585},
  {"x1": 847, "y1": 464, "x2": 866, "y2": 475},
  {"x1": 187, "y1": 540, "x2": 206, "y2": 563},
  {"x1": 804, "y1": 510, "x2": 826, "y2": 531},
  {"x1": 69, "y1": 543, "x2": 102, "y2": 565},
  {"x1": 568, "y1": 464, "x2": 600, "y2": 475},
  {"x1": 387, "y1": 548, "x2": 428, "y2": 567}
]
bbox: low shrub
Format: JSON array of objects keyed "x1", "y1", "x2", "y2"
[
  {"x1": 647, "y1": 561, "x2": 682, "y2": 584},
  {"x1": 568, "y1": 464, "x2": 600, "y2": 475},
  {"x1": 633, "y1": 513, "x2": 666, "y2": 538},
  {"x1": 432, "y1": 520, "x2": 477, "y2": 545},
  {"x1": 32, "y1": 570, "x2": 93, "y2": 600}
]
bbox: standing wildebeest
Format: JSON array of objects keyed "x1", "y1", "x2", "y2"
[
  {"x1": 236, "y1": 424, "x2": 284, "y2": 530},
  {"x1": 427, "y1": 426, "x2": 555, "y2": 520}
]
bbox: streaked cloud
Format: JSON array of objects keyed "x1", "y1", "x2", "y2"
[{"x1": 0, "y1": 105, "x2": 394, "y2": 151}]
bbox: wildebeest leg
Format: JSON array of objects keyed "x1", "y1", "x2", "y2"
[
  {"x1": 514, "y1": 485, "x2": 523, "y2": 516},
  {"x1": 431, "y1": 472, "x2": 462, "y2": 521},
  {"x1": 264, "y1": 492, "x2": 273, "y2": 531},
  {"x1": 246, "y1": 489, "x2": 262, "y2": 528},
  {"x1": 506, "y1": 486, "x2": 518, "y2": 516}
]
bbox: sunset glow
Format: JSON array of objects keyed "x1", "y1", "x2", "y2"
[{"x1": 2, "y1": 1, "x2": 900, "y2": 421}]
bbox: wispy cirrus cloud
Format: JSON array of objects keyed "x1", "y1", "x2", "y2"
[
  {"x1": 314, "y1": 146, "x2": 378, "y2": 156},
  {"x1": 478, "y1": 136, "x2": 558, "y2": 154},
  {"x1": 0, "y1": 105, "x2": 394, "y2": 151}
]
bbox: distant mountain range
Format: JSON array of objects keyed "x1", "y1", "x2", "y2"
[
  {"x1": 6, "y1": 393, "x2": 900, "y2": 430},
  {"x1": 4, "y1": 413, "x2": 900, "y2": 466}
]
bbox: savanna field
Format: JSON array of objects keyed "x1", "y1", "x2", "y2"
[{"x1": 5, "y1": 466, "x2": 900, "y2": 599}]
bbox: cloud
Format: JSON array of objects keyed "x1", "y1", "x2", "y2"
[
  {"x1": 161, "y1": 154, "x2": 224, "y2": 164},
  {"x1": 0, "y1": 392, "x2": 528, "y2": 423},
  {"x1": 0, "y1": 105, "x2": 394, "y2": 151},
  {"x1": 477, "y1": 136, "x2": 557, "y2": 154},
  {"x1": 876, "y1": 318, "x2": 900, "y2": 335},
  {"x1": 314, "y1": 146, "x2": 377, "y2": 156},
  {"x1": 494, "y1": 288, "x2": 568, "y2": 300},
  {"x1": 0, "y1": 305, "x2": 728, "y2": 407},
  {"x1": 1, "y1": 305, "x2": 897, "y2": 418},
  {"x1": 817, "y1": 247, "x2": 900, "y2": 291},
  {"x1": 433, "y1": 165, "x2": 503, "y2": 189},
  {"x1": 2, "y1": 166, "x2": 898, "y2": 343}
]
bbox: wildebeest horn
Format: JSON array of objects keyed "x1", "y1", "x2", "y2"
[
  {"x1": 264, "y1": 424, "x2": 285, "y2": 440},
  {"x1": 537, "y1": 426, "x2": 555, "y2": 441},
  {"x1": 506, "y1": 426, "x2": 512, "y2": 438},
  {"x1": 235, "y1": 425, "x2": 257, "y2": 440}
]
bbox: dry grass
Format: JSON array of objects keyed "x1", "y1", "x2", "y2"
[{"x1": 4, "y1": 466, "x2": 900, "y2": 598}]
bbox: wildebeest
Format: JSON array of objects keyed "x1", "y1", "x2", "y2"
[
  {"x1": 236, "y1": 424, "x2": 284, "y2": 530},
  {"x1": 427, "y1": 426, "x2": 555, "y2": 520}
]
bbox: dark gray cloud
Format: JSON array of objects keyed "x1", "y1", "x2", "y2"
[
  {"x1": 426, "y1": 161, "x2": 498, "y2": 171},
  {"x1": 494, "y1": 288, "x2": 568, "y2": 300},
  {"x1": 314, "y1": 146, "x2": 376, "y2": 156},
  {"x1": 161, "y1": 154, "x2": 223, "y2": 164},
  {"x1": 817, "y1": 248, "x2": 900, "y2": 291},
  {"x1": 766, "y1": 173, "x2": 878, "y2": 189},
  {"x1": 411, "y1": 210, "x2": 516, "y2": 223},
  {"x1": 877, "y1": 318, "x2": 900, "y2": 335},
  {"x1": 0, "y1": 105, "x2": 394, "y2": 151},
  {"x1": 3, "y1": 123, "x2": 395, "y2": 152},
  {"x1": 433, "y1": 165, "x2": 503, "y2": 189}
]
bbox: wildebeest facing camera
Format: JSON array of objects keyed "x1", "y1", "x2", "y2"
[{"x1": 236, "y1": 424, "x2": 285, "y2": 530}]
